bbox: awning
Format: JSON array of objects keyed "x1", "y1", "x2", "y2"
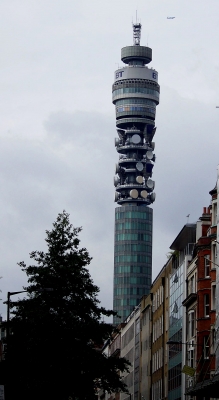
[{"x1": 185, "y1": 374, "x2": 219, "y2": 397}]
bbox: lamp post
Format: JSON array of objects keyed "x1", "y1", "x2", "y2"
[
  {"x1": 166, "y1": 340, "x2": 202, "y2": 346},
  {"x1": 204, "y1": 256, "x2": 219, "y2": 269},
  {"x1": 5, "y1": 288, "x2": 53, "y2": 342},
  {"x1": 167, "y1": 340, "x2": 187, "y2": 345},
  {"x1": 6, "y1": 291, "x2": 27, "y2": 340},
  {"x1": 3, "y1": 288, "x2": 53, "y2": 400}
]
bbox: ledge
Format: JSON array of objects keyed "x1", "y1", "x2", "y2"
[{"x1": 182, "y1": 293, "x2": 197, "y2": 307}]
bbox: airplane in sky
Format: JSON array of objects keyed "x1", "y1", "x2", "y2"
[{"x1": 167, "y1": 17, "x2": 175, "y2": 19}]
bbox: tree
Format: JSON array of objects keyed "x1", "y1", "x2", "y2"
[{"x1": 6, "y1": 211, "x2": 129, "y2": 400}]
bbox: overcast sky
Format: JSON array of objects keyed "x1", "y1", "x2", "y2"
[{"x1": 0, "y1": 0, "x2": 219, "y2": 318}]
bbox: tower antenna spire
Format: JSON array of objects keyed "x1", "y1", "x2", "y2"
[{"x1": 133, "y1": 18, "x2": 141, "y2": 46}]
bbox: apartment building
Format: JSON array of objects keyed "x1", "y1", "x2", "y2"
[
  {"x1": 141, "y1": 293, "x2": 152, "y2": 400},
  {"x1": 185, "y1": 193, "x2": 218, "y2": 398},
  {"x1": 140, "y1": 256, "x2": 172, "y2": 400},
  {"x1": 120, "y1": 307, "x2": 140, "y2": 400},
  {"x1": 168, "y1": 224, "x2": 196, "y2": 400}
]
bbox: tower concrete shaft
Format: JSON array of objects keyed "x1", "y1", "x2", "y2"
[{"x1": 112, "y1": 23, "x2": 160, "y2": 324}]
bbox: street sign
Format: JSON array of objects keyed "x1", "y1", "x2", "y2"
[{"x1": 182, "y1": 365, "x2": 195, "y2": 377}]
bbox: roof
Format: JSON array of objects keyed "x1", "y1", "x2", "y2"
[{"x1": 170, "y1": 224, "x2": 196, "y2": 251}]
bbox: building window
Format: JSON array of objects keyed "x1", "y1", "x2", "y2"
[
  {"x1": 153, "y1": 294, "x2": 155, "y2": 312},
  {"x1": 188, "y1": 275, "x2": 195, "y2": 295},
  {"x1": 161, "y1": 285, "x2": 163, "y2": 303},
  {"x1": 205, "y1": 255, "x2": 210, "y2": 277},
  {"x1": 204, "y1": 294, "x2": 210, "y2": 317},
  {"x1": 211, "y1": 328, "x2": 216, "y2": 353},
  {"x1": 203, "y1": 336, "x2": 210, "y2": 359},
  {"x1": 135, "y1": 318, "x2": 140, "y2": 335},
  {"x1": 166, "y1": 309, "x2": 169, "y2": 332},
  {"x1": 215, "y1": 245, "x2": 217, "y2": 259},
  {"x1": 212, "y1": 202, "x2": 217, "y2": 225},
  {"x1": 188, "y1": 347, "x2": 194, "y2": 368},
  {"x1": 188, "y1": 310, "x2": 195, "y2": 338},
  {"x1": 166, "y1": 276, "x2": 169, "y2": 298},
  {"x1": 212, "y1": 285, "x2": 216, "y2": 310}
]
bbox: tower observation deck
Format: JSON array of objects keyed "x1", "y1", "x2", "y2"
[{"x1": 113, "y1": 23, "x2": 160, "y2": 324}]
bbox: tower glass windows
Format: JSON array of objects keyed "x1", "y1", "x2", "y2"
[{"x1": 113, "y1": 205, "x2": 152, "y2": 325}]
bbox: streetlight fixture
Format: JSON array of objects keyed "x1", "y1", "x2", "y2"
[
  {"x1": 5, "y1": 288, "x2": 53, "y2": 340},
  {"x1": 166, "y1": 340, "x2": 202, "y2": 346},
  {"x1": 166, "y1": 340, "x2": 185, "y2": 345},
  {"x1": 2, "y1": 287, "x2": 53, "y2": 400},
  {"x1": 204, "y1": 256, "x2": 219, "y2": 269}
]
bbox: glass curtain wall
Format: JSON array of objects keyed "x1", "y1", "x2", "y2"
[
  {"x1": 168, "y1": 263, "x2": 184, "y2": 400},
  {"x1": 113, "y1": 205, "x2": 152, "y2": 324}
]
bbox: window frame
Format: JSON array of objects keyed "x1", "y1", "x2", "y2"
[
  {"x1": 204, "y1": 255, "x2": 210, "y2": 277},
  {"x1": 203, "y1": 335, "x2": 210, "y2": 359},
  {"x1": 204, "y1": 293, "x2": 210, "y2": 317},
  {"x1": 212, "y1": 284, "x2": 216, "y2": 310}
]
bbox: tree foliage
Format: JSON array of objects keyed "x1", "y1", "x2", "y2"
[{"x1": 7, "y1": 212, "x2": 129, "y2": 400}]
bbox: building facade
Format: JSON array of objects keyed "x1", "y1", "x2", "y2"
[
  {"x1": 216, "y1": 168, "x2": 219, "y2": 374},
  {"x1": 168, "y1": 224, "x2": 196, "y2": 400},
  {"x1": 113, "y1": 22, "x2": 160, "y2": 324},
  {"x1": 185, "y1": 195, "x2": 218, "y2": 398},
  {"x1": 120, "y1": 307, "x2": 141, "y2": 400},
  {"x1": 151, "y1": 259, "x2": 172, "y2": 400},
  {"x1": 99, "y1": 323, "x2": 126, "y2": 400},
  {"x1": 141, "y1": 293, "x2": 152, "y2": 400}
]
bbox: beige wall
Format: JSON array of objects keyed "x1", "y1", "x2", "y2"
[{"x1": 140, "y1": 257, "x2": 172, "y2": 400}]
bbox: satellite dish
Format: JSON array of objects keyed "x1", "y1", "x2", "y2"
[
  {"x1": 130, "y1": 189, "x2": 138, "y2": 199},
  {"x1": 150, "y1": 192, "x2": 156, "y2": 202},
  {"x1": 114, "y1": 176, "x2": 120, "y2": 187},
  {"x1": 146, "y1": 179, "x2": 155, "y2": 189},
  {"x1": 114, "y1": 192, "x2": 120, "y2": 202},
  {"x1": 136, "y1": 162, "x2": 144, "y2": 172},
  {"x1": 136, "y1": 176, "x2": 143, "y2": 184},
  {"x1": 131, "y1": 134, "x2": 141, "y2": 144},
  {"x1": 141, "y1": 190, "x2": 148, "y2": 199},
  {"x1": 115, "y1": 163, "x2": 120, "y2": 174},
  {"x1": 146, "y1": 151, "x2": 153, "y2": 160},
  {"x1": 115, "y1": 138, "x2": 120, "y2": 147}
]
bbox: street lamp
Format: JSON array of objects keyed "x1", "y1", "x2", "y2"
[
  {"x1": 5, "y1": 288, "x2": 53, "y2": 340},
  {"x1": 166, "y1": 340, "x2": 202, "y2": 346},
  {"x1": 204, "y1": 256, "x2": 219, "y2": 269},
  {"x1": 2, "y1": 287, "x2": 53, "y2": 400},
  {"x1": 167, "y1": 340, "x2": 186, "y2": 345}
]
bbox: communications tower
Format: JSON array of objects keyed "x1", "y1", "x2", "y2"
[{"x1": 112, "y1": 23, "x2": 160, "y2": 324}]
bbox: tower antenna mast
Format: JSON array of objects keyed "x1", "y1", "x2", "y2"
[{"x1": 133, "y1": 19, "x2": 141, "y2": 46}]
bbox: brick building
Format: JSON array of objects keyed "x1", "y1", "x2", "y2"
[{"x1": 185, "y1": 188, "x2": 218, "y2": 398}]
